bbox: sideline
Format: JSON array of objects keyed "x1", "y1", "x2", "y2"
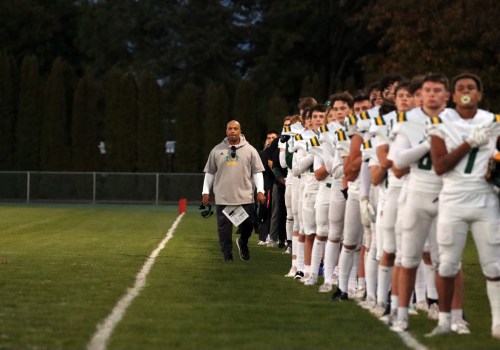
[{"x1": 87, "y1": 213, "x2": 185, "y2": 350}]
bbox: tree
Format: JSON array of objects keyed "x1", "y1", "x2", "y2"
[
  {"x1": 104, "y1": 70, "x2": 138, "y2": 172},
  {"x1": 233, "y1": 80, "x2": 259, "y2": 146},
  {"x1": 40, "y1": 57, "x2": 75, "y2": 171},
  {"x1": 71, "y1": 71, "x2": 103, "y2": 171},
  {"x1": 16, "y1": 55, "x2": 44, "y2": 170},
  {"x1": 0, "y1": 0, "x2": 82, "y2": 74},
  {"x1": 174, "y1": 83, "x2": 202, "y2": 172},
  {"x1": 0, "y1": 54, "x2": 17, "y2": 170},
  {"x1": 137, "y1": 71, "x2": 164, "y2": 172},
  {"x1": 266, "y1": 89, "x2": 289, "y2": 133},
  {"x1": 362, "y1": 0, "x2": 500, "y2": 110},
  {"x1": 251, "y1": 0, "x2": 377, "y2": 104},
  {"x1": 203, "y1": 82, "x2": 230, "y2": 161}
]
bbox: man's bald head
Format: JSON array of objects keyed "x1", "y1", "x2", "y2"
[{"x1": 226, "y1": 120, "x2": 242, "y2": 145}]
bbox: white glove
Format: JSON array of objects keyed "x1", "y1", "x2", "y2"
[
  {"x1": 319, "y1": 132, "x2": 336, "y2": 147},
  {"x1": 336, "y1": 140, "x2": 350, "y2": 158},
  {"x1": 309, "y1": 146, "x2": 323, "y2": 157},
  {"x1": 466, "y1": 126, "x2": 491, "y2": 148},
  {"x1": 361, "y1": 147, "x2": 374, "y2": 162},
  {"x1": 321, "y1": 140, "x2": 335, "y2": 158},
  {"x1": 291, "y1": 140, "x2": 307, "y2": 152},
  {"x1": 359, "y1": 197, "x2": 376, "y2": 227}
]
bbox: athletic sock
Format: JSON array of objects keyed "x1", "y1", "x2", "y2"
[
  {"x1": 415, "y1": 259, "x2": 426, "y2": 303},
  {"x1": 323, "y1": 240, "x2": 339, "y2": 284},
  {"x1": 365, "y1": 255, "x2": 379, "y2": 301},
  {"x1": 338, "y1": 248, "x2": 354, "y2": 293},
  {"x1": 296, "y1": 240, "x2": 305, "y2": 272},
  {"x1": 377, "y1": 265, "x2": 393, "y2": 305},
  {"x1": 487, "y1": 280, "x2": 500, "y2": 327},
  {"x1": 348, "y1": 250, "x2": 359, "y2": 292},
  {"x1": 310, "y1": 239, "x2": 326, "y2": 276},
  {"x1": 424, "y1": 262, "x2": 438, "y2": 300}
]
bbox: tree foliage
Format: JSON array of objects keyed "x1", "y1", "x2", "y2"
[
  {"x1": 174, "y1": 83, "x2": 203, "y2": 172},
  {"x1": 0, "y1": 54, "x2": 17, "y2": 169},
  {"x1": 40, "y1": 57, "x2": 75, "y2": 171},
  {"x1": 16, "y1": 55, "x2": 44, "y2": 170},
  {"x1": 72, "y1": 72, "x2": 103, "y2": 171}
]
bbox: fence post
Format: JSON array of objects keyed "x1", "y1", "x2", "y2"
[
  {"x1": 155, "y1": 173, "x2": 159, "y2": 205},
  {"x1": 26, "y1": 171, "x2": 30, "y2": 203},
  {"x1": 93, "y1": 172, "x2": 97, "y2": 204}
]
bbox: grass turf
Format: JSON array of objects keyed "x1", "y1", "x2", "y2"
[{"x1": 0, "y1": 204, "x2": 498, "y2": 349}]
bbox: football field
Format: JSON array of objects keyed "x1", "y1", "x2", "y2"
[{"x1": 0, "y1": 203, "x2": 498, "y2": 349}]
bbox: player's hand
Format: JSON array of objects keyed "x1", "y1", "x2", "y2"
[
  {"x1": 466, "y1": 126, "x2": 491, "y2": 148},
  {"x1": 257, "y1": 192, "x2": 266, "y2": 205},
  {"x1": 202, "y1": 194, "x2": 210, "y2": 206}
]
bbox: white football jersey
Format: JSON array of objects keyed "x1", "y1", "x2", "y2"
[
  {"x1": 391, "y1": 107, "x2": 451, "y2": 193},
  {"x1": 434, "y1": 109, "x2": 500, "y2": 205}
]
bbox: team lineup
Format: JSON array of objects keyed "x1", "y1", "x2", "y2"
[{"x1": 202, "y1": 72, "x2": 500, "y2": 341}]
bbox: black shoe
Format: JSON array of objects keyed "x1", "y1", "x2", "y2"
[
  {"x1": 278, "y1": 241, "x2": 286, "y2": 249},
  {"x1": 293, "y1": 270, "x2": 304, "y2": 280},
  {"x1": 236, "y1": 237, "x2": 250, "y2": 260},
  {"x1": 224, "y1": 252, "x2": 233, "y2": 262},
  {"x1": 331, "y1": 287, "x2": 349, "y2": 301}
]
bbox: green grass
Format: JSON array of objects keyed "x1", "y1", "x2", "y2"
[{"x1": 0, "y1": 204, "x2": 498, "y2": 349}]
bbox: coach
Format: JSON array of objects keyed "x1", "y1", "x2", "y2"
[{"x1": 202, "y1": 120, "x2": 266, "y2": 262}]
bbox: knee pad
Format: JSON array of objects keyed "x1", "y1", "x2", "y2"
[
  {"x1": 438, "y1": 261, "x2": 461, "y2": 278},
  {"x1": 401, "y1": 256, "x2": 420, "y2": 269},
  {"x1": 482, "y1": 261, "x2": 500, "y2": 279}
]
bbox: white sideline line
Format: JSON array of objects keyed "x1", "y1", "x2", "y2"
[
  {"x1": 87, "y1": 213, "x2": 185, "y2": 350},
  {"x1": 375, "y1": 317, "x2": 428, "y2": 350}
]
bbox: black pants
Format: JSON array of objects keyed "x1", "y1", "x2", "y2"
[
  {"x1": 269, "y1": 183, "x2": 286, "y2": 243},
  {"x1": 216, "y1": 203, "x2": 255, "y2": 255}
]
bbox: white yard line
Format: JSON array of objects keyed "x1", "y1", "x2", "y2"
[
  {"x1": 87, "y1": 213, "x2": 185, "y2": 350},
  {"x1": 397, "y1": 330, "x2": 428, "y2": 350}
]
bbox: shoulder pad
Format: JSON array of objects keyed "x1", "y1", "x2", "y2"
[
  {"x1": 430, "y1": 116, "x2": 443, "y2": 124},
  {"x1": 362, "y1": 139, "x2": 373, "y2": 150},
  {"x1": 359, "y1": 111, "x2": 370, "y2": 121},
  {"x1": 374, "y1": 115, "x2": 386, "y2": 126},
  {"x1": 396, "y1": 112, "x2": 407, "y2": 123},
  {"x1": 309, "y1": 136, "x2": 320, "y2": 147},
  {"x1": 318, "y1": 124, "x2": 329, "y2": 133},
  {"x1": 335, "y1": 129, "x2": 348, "y2": 142},
  {"x1": 295, "y1": 134, "x2": 303, "y2": 141}
]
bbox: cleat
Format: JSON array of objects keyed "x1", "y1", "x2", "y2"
[
  {"x1": 358, "y1": 297, "x2": 376, "y2": 310},
  {"x1": 266, "y1": 240, "x2": 277, "y2": 248},
  {"x1": 283, "y1": 246, "x2": 292, "y2": 255},
  {"x1": 391, "y1": 318, "x2": 408, "y2": 333},
  {"x1": 425, "y1": 324, "x2": 452, "y2": 337},
  {"x1": 409, "y1": 303, "x2": 418, "y2": 315},
  {"x1": 354, "y1": 287, "x2": 366, "y2": 301},
  {"x1": 293, "y1": 270, "x2": 305, "y2": 281},
  {"x1": 492, "y1": 324, "x2": 500, "y2": 339},
  {"x1": 451, "y1": 319, "x2": 471, "y2": 334},
  {"x1": 415, "y1": 300, "x2": 429, "y2": 312},
  {"x1": 427, "y1": 303, "x2": 439, "y2": 320},
  {"x1": 223, "y1": 252, "x2": 233, "y2": 262},
  {"x1": 331, "y1": 287, "x2": 349, "y2": 301},
  {"x1": 299, "y1": 272, "x2": 310, "y2": 283},
  {"x1": 318, "y1": 282, "x2": 333, "y2": 293},
  {"x1": 348, "y1": 289, "x2": 356, "y2": 299},
  {"x1": 285, "y1": 266, "x2": 297, "y2": 277},
  {"x1": 371, "y1": 303, "x2": 387, "y2": 318},
  {"x1": 236, "y1": 237, "x2": 250, "y2": 261},
  {"x1": 303, "y1": 274, "x2": 317, "y2": 286},
  {"x1": 257, "y1": 240, "x2": 267, "y2": 246}
]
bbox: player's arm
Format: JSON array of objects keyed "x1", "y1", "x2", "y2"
[
  {"x1": 430, "y1": 135, "x2": 471, "y2": 176},
  {"x1": 344, "y1": 134, "x2": 363, "y2": 182}
]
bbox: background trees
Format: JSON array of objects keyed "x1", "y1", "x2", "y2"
[{"x1": 0, "y1": 0, "x2": 498, "y2": 172}]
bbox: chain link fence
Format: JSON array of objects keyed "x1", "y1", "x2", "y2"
[{"x1": 0, "y1": 171, "x2": 204, "y2": 205}]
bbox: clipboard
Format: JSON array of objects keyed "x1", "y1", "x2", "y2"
[{"x1": 222, "y1": 205, "x2": 249, "y2": 226}]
